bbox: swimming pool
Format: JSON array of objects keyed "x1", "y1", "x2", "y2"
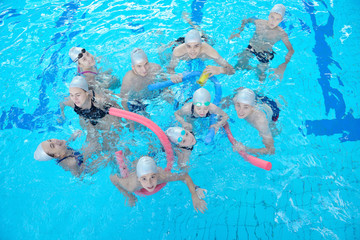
[{"x1": 1, "y1": 0, "x2": 359, "y2": 239}]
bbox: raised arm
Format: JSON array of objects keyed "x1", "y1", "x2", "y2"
[{"x1": 229, "y1": 17, "x2": 257, "y2": 39}]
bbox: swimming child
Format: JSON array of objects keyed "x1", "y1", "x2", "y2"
[
  {"x1": 34, "y1": 131, "x2": 88, "y2": 177},
  {"x1": 60, "y1": 76, "x2": 123, "y2": 151},
  {"x1": 69, "y1": 47, "x2": 120, "y2": 90},
  {"x1": 110, "y1": 156, "x2": 207, "y2": 213},
  {"x1": 119, "y1": 48, "x2": 179, "y2": 130},
  {"x1": 232, "y1": 88, "x2": 278, "y2": 155},
  {"x1": 229, "y1": 4, "x2": 294, "y2": 81},
  {"x1": 167, "y1": 29, "x2": 235, "y2": 80},
  {"x1": 158, "y1": 12, "x2": 215, "y2": 65},
  {"x1": 174, "y1": 88, "x2": 229, "y2": 134},
  {"x1": 165, "y1": 126, "x2": 197, "y2": 170}
]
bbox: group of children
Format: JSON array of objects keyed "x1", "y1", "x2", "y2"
[{"x1": 34, "y1": 4, "x2": 293, "y2": 213}]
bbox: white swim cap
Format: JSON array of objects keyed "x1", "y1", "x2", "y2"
[
  {"x1": 34, "y1": 142, "x2": 53, "y2": 161},
  {"x1": 193, "y1": 88, "x2": 211, "y2": 103},
  {"x1": 185, "y1": 29, "x2": 202, "y2": 44},
  {"x1": 131, "y1": 48, "x2": 148, "y2": 66},
  {"x1": 69, "y1": 47, "x2": 84, "y2": 62},
  {"x1": 136, "y1": 156, "x2": 158, "y2": 178},
  {"x1": 234, "y1": 88, "x2": 256, "y2": 106},
  {"x1": 165, "y1": 127, "x2": 186, "y2": 144},
  {"x1": 270, "y1": 4, "x2": 286, "y2": 18},
  {"x1": 70, "y1": 76, "x2": 89, "y2": 91}
]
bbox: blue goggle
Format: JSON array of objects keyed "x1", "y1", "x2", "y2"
[
  {"x1": 177, "y1": 130, "x2": 186, "y2": 143},
  {"x1": 194, "y1": 101, "x2": 210, "y2": 107}
]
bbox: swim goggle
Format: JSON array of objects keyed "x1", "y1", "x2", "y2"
[
  {"x1": 74, "y1": 48, "x2": 86, "y2": 62},
  {"x1": 177, "y1": 130, "x2": 186, "y2": 143},
  {"x1": 194, "y1": 101, "x2": 210, "y2": 107}
]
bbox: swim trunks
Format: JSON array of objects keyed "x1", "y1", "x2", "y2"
[
  {"x1": 257, "y1": 95, "x2": 280, "y2": 122},
  {"x1": 127, "y1": 100, "x2": 148, "y2": 113},
  {"x1": 247, "y1": 45, "x2": 275, "y2": 64}
]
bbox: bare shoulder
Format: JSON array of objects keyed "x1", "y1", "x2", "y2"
[
  {"x1": 150, "y1": 62, "x2": 162, "y2": 72},
  {"x1": 173, "y1": 44, "x2": 187, "y2": 57},
  {"x1": 118, "y1": 173, "x2": 139, "y2": 192},
  {"x1": 277, "y1": 27, "x2": 288, "y2": 38},
  {"x1": 255, "y1": 19, "x2": 267, "y2": 26},
  {"x1": 123, "y1": 70, "x2": 135, "y2": 83},
  {"x1": 58, "y1": 156, "x2": 78, "y2": 169},
  {"x1": 201, "y1": 43, "x2": 220, "y2": 59},
  {"x1": 181, "y1": 102, "x2": 192, "y2": 113}
]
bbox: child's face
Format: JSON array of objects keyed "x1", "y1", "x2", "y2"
[
  {"x1": 132, "y1": 60, "x2": 150, "y2": 77},
  {"x1": 178, "y1": 130, "x2": 196, "y2": 147},
  {"x1": 78, "y1": 51, "x2": 96, "y2": 68},
  {"x1": 69, "y1": 87, "x2": 89, "y2": 108},
  {"x1": 138, "y1": 173, "x2": 158, "y2": 192},
  {"x1": 185, "y1": 42, "x2": 202, "y2": 59},
  {"x1": 194, "y1": 103, "x2": 210, "y2": 117},
  {"x1": 234, "y1": 101, "x2": 254, "y2": 119},
  {"x1": 268, "y1": 12, "x2": 283, "y2": 29},
  {"x1": 42, "y1": 139, "x2": 67, "y2": 158}
]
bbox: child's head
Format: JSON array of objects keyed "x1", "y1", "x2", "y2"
[
  {"x1": 136, "y1": 156, "x2": 159, "y2": 192},
  {"x1": 69, "y1": 47, "x2": 95, "y2": 68},
  {"x1": 233, "y1": 88, "x2": 256, "y2": 119},
  {"x1": 185, "y1": 30, "x2": 202, "y2": 59},
  {"x1": 268, "y1": 4, "x2": 285, "y2": 29},
  {"x1": 131, "y1": 48, "x2": 149, "y2": 77},
  {"x1": 166, "y1": 127, "x2": 196, "y2": 148},
  {"x1": 193, "y1": 88, "x2": 211, "y2": 117}
]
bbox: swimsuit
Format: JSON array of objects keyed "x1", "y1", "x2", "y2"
[
  {"x1": 56, "y1": 148, "x2": 84, "y2": 166},
  {"x1": 179, "y1": 145, "x2": 194, "y2": 151},
  {"x1": 127, "y1": 100, "x2": 148, "y2": 113},
  {"x1": 74, "y1": 90, "x2": 110, "y2": 126},
  {"x1": 190, "y1": 103, "x2": 211, "y2": 118},
  {"x1": 78, "y1": 65, "x2": 97, "y2": 75},
  {"x1": 247, "y1": 45, "x2": 275, "y2": 64},
  {"x1": 257, "y1": 95, "x2": 280, "y2": 122}
]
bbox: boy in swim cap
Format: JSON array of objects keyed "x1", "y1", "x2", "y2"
[
  {"x1": 110, "y1": 156, "x2": 208, "y2": 213},
  {"x1": 229, "y1": 4, "x2": 294, "y2": 82},
  {"x1": 119, "y1": 48, "x2": 180, "y2": 131},
  {"x1": 167, "y1": 29, "x2": 235, "y2": 79},
  {"x1": 165, "y1": 127, "x2": 197, "y2": 170},
  {"x1": 174, "y1": 88, "x2": 229, "y2": 134},
  {"x1": 69, "y1": 47, "x2": 120, "y2": 90},
  {"x1": 232, "y1": 88, "x2": 276, "y2": 155},
  {"x1": 158, "y1": 12, "x2": 215, "y2": 66}
]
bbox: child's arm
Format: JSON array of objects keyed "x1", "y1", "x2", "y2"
[
  {"x1": 209, "y1": 104, "x2": 229, "y2": 134},
  {"x1": 110, "y1": 174, "x2": 138, "y2": 207},
  {"x1": 174, "y1": 103, "x2": 193, "y2": 131}
]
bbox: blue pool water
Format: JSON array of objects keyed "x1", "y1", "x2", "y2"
[{"x1": 1, "y1": 0, "x2": 360, "y2": 239}]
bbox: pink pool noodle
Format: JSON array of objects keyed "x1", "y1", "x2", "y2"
[
  {"x1": 223, "y1": 123, "x2": 272, "y2": 171},
  {"x1": 110, "y1": 107, "x2": 174, "y2": 195}
]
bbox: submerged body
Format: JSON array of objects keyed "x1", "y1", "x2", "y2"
[{"x1": 230, "y1": 4, "x2": 294, "y2": 81}]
